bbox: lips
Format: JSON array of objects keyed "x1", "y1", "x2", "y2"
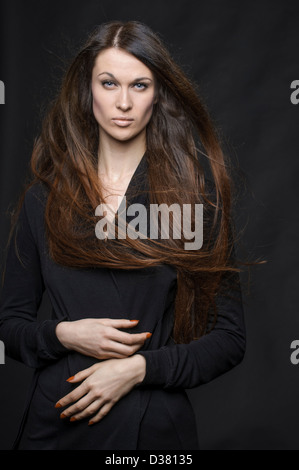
[{"x1": 112, "y1": 117, "x2": 134, "y2": 127}]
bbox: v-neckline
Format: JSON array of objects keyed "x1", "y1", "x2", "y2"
[{"x1": 101, "y1": 152, "x2": 148, "y2": 236}]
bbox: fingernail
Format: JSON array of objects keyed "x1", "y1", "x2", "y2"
[
  {"x1": 146, "y1": 333, "x2": 152, "y2": 339},
  {"x1": 88, "y1": 420, "x2": 94, "y2": 426},
  {"x1": 66, "y1": 376, "x2": 75, "y2": 382},
  {"x1": 55, "y1": 402, "x2": 62, "y2": 408},
  {"x1": 60, "y1": 413, "x2": 67, "y2": 419},
  {"x1": 70, "y1": 417, "x2": 77, "y2": 422},
  {"x1": 130, "y1": 320, "x2": 139, "y2": 322}
]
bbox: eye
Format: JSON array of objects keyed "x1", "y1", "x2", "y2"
[
  {"x1": 133, "y1": 83, "x2": 148, "y2": 90},
  {"x1": 102, "y1": 80, "x2": 117, "y2": 89}
]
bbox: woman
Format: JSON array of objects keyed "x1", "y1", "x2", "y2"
[{"x1": 0, "y1": 21, "x2": 245, "y2": 450}]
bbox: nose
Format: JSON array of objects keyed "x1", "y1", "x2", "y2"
[{"x1": 116, "y1": 88, "x2": 133, "y2": 112}]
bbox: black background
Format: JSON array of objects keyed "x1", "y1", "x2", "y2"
[{"x1": 0, "y1": 0, "x2": 298, "y2": 450}]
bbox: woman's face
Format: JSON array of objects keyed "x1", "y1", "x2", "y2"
[{"x1": 91, "y1": 48, "x2": 156, "y2": 143}]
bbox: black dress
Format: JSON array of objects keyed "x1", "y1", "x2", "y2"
[{"x1": 0, "y1": 154, "x2": 245, "y2": 450}]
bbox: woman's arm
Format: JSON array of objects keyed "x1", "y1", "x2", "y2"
[
  {"x1": 0, "y1": 187, "x2": 69, "y2": 368},
  {"x1": 138, "y1": 273, "x2": 246, "y2": 389}
]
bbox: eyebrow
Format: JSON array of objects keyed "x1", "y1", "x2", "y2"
[{"x1": 97, "y1": 72, "x2": 153, "y2": 82}]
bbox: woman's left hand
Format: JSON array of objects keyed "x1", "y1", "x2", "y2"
[{"x1": 54, "y1": 355, "x2": 146, "y2": 425}]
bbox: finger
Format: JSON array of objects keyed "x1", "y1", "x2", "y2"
[
  {"x1": 109, "y1": 330, "x2": 152, "y2": 346},
  {"x1": 99, "y1": 319, "x2": 140, "y2": 329},
  {"x1": 60, "y1": 393, "x2": 95, "y2": 420},
  {"x1": 102, "y1": 339, "x2": 147, "y2": 357},
  {"x1": 69, "y1": 398, "x2": 104, "y2": 422},
  {"x1": 88, "y1": 402, "x2": 114, "y2": 425},
  {"x1": 55, "y1": 381, "x2": 88, "y2": 409},
  {"x1": 65, "y1": 363, "x2": 100, "y2": 384}
]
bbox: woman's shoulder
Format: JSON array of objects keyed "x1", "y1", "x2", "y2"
[
  {"x1": 8, "y1": 181, "x2": 50, "y2": 248},
  {"x1": 20, "y1": 181, "x2": 50, "y2": 239},
  {"x1": 23, "y1": 180, "x2": 49, "y2": 212}
]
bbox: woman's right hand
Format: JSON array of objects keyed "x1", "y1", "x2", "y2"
[{"x1": 55, "y1": 318, "x2": 151, "y2": 360}]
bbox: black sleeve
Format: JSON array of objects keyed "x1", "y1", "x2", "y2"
[
  {"x1": 0, "y1": 187, "x2": 69, "y2": 368},
  {"x1": 137, "y1": 274, "x2": 245, "y2": 389}
]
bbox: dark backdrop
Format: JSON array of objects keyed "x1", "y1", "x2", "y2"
[{"x1": 0, "y1": 0, "x2": 298, "y2": 450}]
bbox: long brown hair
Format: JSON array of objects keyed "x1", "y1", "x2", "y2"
[{"x1": 10, "y1": 21, "x2": 242, "y2": 343}]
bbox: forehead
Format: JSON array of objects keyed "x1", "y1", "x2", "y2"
[{"x1": 92, "y1": 47, "x2": 154, "y2": 80}]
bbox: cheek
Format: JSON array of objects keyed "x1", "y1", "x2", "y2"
[
  {"x1": 139, "y1": 96, "x2": 155, "y2": 123},
  {"x1": 91, "y1": 87, "x2": 110, "y2": 123},
  {"x1": 92, "y1": 94, "x2": 104, "y2": 121}
]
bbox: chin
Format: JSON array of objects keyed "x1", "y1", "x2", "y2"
[
  {"x1": 111, "y1": 134, "x2": 134, "y2": 143},
  {"x1": 111, "y1": 130, "x2": 143, "y2": 143},
  {"x1": 99, "y1": 124, "x2": 146, "y2": 144}
]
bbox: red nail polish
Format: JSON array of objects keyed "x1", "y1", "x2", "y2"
[
  {"x1": 70, "y1": 417, "x2": 77, "y2": 422},
  {"x1": 88, "y1": 420, "x2": 94, "y2": 426},
  {"x1": 146, "y1": 333, "x2": 152, "y2": 339},
  {"x1": 60, "y1": 413, "x2": 66, "y2": 419},
  {"x1": 66, "y1": 376, "x2": 75, "y2": 382},
  {"x1": 130, "y1": 320, "x2": 139, "y2": 322},
  {"x1": 55, "y1": 402, "x2": 62, "y2": 408}
]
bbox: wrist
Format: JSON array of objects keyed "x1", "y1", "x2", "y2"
[
  {"x1": 128, "y1": 354, "x2": 146, "y2": 385},
  {"x1": 55, "y1": 321, "x2": 72, "y2": 350}
]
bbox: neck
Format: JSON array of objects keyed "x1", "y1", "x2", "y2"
[{"x1": 98, "y1": 130, "x2": 146, "y2": 181}]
